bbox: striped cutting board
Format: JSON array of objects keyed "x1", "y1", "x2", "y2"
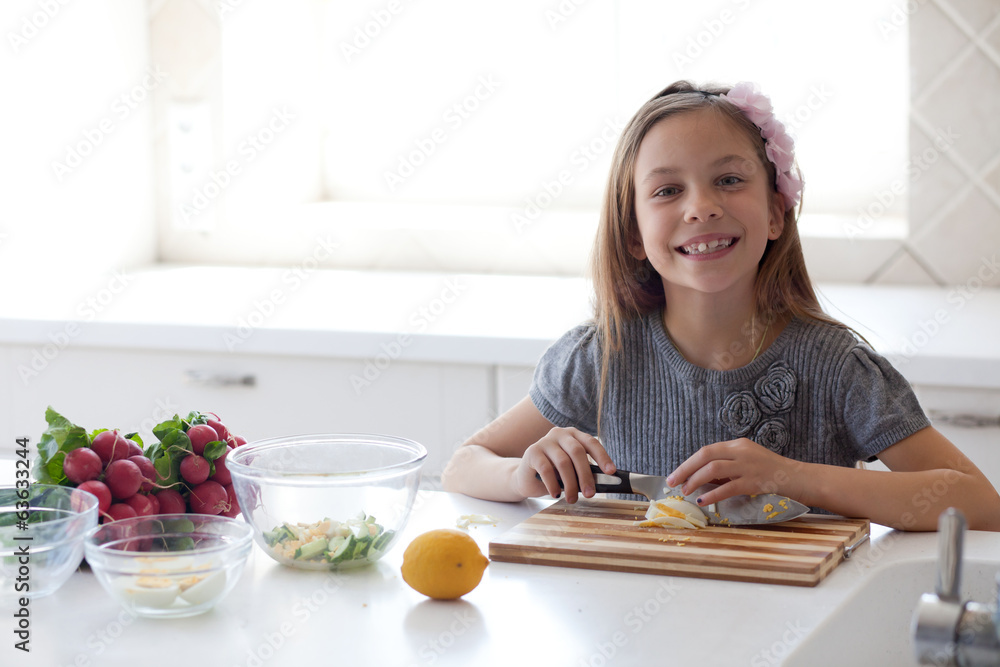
[{"x1": 489, "y1": 498, "x2": 869, "y2": 587}]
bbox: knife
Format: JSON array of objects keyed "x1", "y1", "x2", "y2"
[{"x1": 546, "y1": 464, "x2": 809, "y2": 526}]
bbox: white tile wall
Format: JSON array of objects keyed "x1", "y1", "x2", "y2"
[{"x1": 892, "y1": 0, "x2": 1000, "y2": 287}]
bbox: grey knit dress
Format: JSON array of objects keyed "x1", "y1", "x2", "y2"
[{"x1": 529, "y1": 310, "x2": 931, "y2": 479}]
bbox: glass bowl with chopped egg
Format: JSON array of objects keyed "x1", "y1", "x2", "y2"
[
  {"x1": 84, "y1": 514, "x2": 253, "y2": 618},
  {"x1": 227, "y1": 433, "x2": 426, "y2": 570}
]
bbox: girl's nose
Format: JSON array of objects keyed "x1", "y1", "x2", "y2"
[{"x1": 684, "y1": 187, "x2": 722, "y2": 223}]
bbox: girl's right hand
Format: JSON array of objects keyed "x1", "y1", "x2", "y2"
[{"x1": 513, "y1": 427, "x2": 616, "y2": 503}]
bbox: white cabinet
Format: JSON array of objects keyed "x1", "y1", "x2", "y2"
[
  {"x1": 1, "y1": 345, "x2": 492, "y2": 479},
  {"x1": 495, "y1": 365, "x2": 535, "y2": 415},
  {"x1": 912, "y1": 385, "x2": 1000, "y2": 487}
]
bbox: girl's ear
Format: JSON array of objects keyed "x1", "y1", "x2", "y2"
[
  {"x1": 627, "y1": 233, "x2": 647, "y2": 260},
  {"x1": 627, "y1": 218, "x2": 647, "y2": 260},
  {"x1": 768, "y1": 193, "x2": 786, "y2": 240}
]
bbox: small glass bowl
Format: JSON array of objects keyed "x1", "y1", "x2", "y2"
[
  {"x1": 84, "y1": 514, "x2": 253, "y2": 618},
  {"x1": 0, "y1": 484, "x2": 99, "y2": 599},
  {"x1": 228, "y1": 433, "x2": 426, "y2": 570}
]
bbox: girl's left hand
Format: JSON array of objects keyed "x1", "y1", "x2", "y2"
[{"x1": 666, "y1": 438, "x2": 802, "y2": 506}]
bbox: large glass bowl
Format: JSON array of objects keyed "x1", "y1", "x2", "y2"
[
  {"x1": 84, "y1": 514, "x2": 253, "y2": 618},
  {"x1": 0, "y1": 484, "x2": 99, "y2": 599},
  {"x1": 228, "y1": 433, "x2": 426, "y2": 570}
]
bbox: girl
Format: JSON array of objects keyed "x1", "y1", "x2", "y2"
[{"x1": 441, "y1": 81, "x2": 1000, "y2": 531}]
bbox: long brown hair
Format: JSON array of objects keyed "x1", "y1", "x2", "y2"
[{"x1": 591, "y1": 80, "x2": 847, "y2": 434}]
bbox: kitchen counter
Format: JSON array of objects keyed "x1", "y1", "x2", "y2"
[
  {"x1": 2, "y1": 490, "x2": 998, "y2": 667},
  {"x1": 1, "y1": 265, "x2": 999, "y2": 387}
]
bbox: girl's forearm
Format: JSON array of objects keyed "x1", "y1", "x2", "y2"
[
  {"x1": 792, "y1": 462, "x2": 1000, "y2": 531},
  {"x1": 441, "y1": 444, "x2": 525, "y2": 502}
]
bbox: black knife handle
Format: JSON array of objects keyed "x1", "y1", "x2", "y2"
[
  {"x1": 535, "y1": 464, "x2": 634, "y2": 494},
  {"x1": 590, "y1": 464, "x2": 635, "y2": 494}
]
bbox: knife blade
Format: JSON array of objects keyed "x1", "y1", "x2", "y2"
[{"x1": 556, "y1": 464, "x2": 809, "y2": 525}]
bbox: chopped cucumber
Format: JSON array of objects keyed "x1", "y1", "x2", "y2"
[
  {"x1": 354, "y1": 536, "x2": 372, "y2": 559},
  {"x1": 294, "y1": 537, "x2": 328, "y2": 561},
  {"x1": 328, "y1": 535, "x2": 357, "y2": 563},
  {"x1": 325, "y1": 536, "x2": 347, "y2": 560},
  {"x1": 263, "y1": 524, "x2": 296, "y2": 547},
  {"x1": 371, "y1": 530, "x2": 395, "y2": 554}
]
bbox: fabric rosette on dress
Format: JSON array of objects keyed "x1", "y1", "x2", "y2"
[
  {"x1": 754, "y1": 419, "x2": 790, "y2": 453},
  {"x1": 754, "y1": 363, "x2": 797, "y2": 414},
  {"x1": 718, "y1": 362, "x2": 798, "y2": 453},
  {"x1": 719, "y1": 391, "x2": 760, "y2": 437}
]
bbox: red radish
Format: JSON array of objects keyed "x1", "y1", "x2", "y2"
[
  {"x1": 126, "y1": 439, "x2": 143, "y2": 458},
  {"x1": 187, "y1": 424, "x2": 218, "y2": 456},
  {"x1": 104, "y1": 459, "x2": 143, "y2": 499},
  {"x1": 91, "y1": 430, "x2": 130, "y2": 464},
  {"x1": 78, "y1": 480, "x2": 112, "y2": 514},
  {"x1": 63, "y1": 447, "x2": 103, "y2": 484},
  {"x1": 188, "y1": 481, "x2": 228, "y2": 515},
  {"x1": 222, "y1": 484, "x2": 240, "y2": 518},
  {"x1": 125, "y1": 494, "x2": 156, "y2": 517},
  {"x1": 105, "y1": 503, "x2": 137, "y2": 522},
  {"x1": 146, "y1": 493, "x2": 160, "y2": 515},
  {"x1": 233, "y1": 435, "x2": 247, "y2": 447},
  {"x1": 128, "y1": 455, "x2": 158, "y2": 493},
  {"x1": 206, "y1": 419, "x2": 230, "y2": 444},
  {"x1": 210, "y1": 449, "x2": 232, "y2": 485},
  {"x1": 155, "y1": 488, "x2": 186, "y2": 514},
  {"x1": 180, "y1": 454, "x2": 210, "y2": 485}
]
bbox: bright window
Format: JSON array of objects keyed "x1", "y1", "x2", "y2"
[{"x1": 165, "y1": 0, "x2": 908, "y2": 273}]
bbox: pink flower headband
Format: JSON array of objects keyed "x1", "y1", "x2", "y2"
[{"x1": 720, "y1": 82, "x2": 803, "y2": 211}]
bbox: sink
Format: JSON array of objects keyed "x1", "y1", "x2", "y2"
[{"x1": 785, "y1": 558, "x2": 999, "y2": 666}]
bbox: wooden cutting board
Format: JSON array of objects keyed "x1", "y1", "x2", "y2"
[{"x1": 489, "y1": 498, "x2": 869, "y2": 587}]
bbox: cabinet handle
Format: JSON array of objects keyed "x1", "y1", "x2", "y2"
[{"x1": 184, "y1": 370, "x2": 256, "y2": 388}]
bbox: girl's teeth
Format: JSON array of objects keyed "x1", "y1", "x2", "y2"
[{"x1": 682, "y1": 238, "x2": 733, "y2": 255}]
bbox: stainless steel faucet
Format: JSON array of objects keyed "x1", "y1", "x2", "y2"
[{"x1": 912, "y1": 508, "x2": 1000, "y2": 666}]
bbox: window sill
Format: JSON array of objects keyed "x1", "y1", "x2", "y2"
[
  {"x1": 2, "y1": 265, "x2": 995, "y2": 388},
  {"x1": 159, "y1": 202, "x2": 907, "y2": 279}
]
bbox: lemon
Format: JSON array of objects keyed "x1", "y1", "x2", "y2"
[{"x1": 401, "y1": 529, "x2": 489, "y2": 600}]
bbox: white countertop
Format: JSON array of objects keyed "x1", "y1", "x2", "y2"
[
  {"x1": 2, "y1": 490, "x2": 998, "y2": 667},
  {"x1": 1, "y1": 265, "x2": 999, "y2": 387}
]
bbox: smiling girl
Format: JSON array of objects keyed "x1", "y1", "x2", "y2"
[{"x1": 441, "y1": 81, "x2": 1000, "y2": 531}]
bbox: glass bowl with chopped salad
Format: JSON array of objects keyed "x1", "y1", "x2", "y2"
[
  {"x1": 227, "y1": 433, "x2": 426, "y2": 570},
  {"x1": 0, "y1": 484, "x2": 99, "y2": 599}
]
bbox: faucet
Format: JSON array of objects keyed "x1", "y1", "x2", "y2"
[{"x1": 912, "y1": 508, "x2": 1000, "y2": 666}]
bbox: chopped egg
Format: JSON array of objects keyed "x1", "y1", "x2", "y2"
[
  {"x1": 634, "y1": 497, "x2": 708, "y2": 530},
  {"x1": 455, "y1": 514, "x2": 499, "y2": 529},
  {"x1": 179, "y1": 570, "x2": 227, "y2": 606},
  {"x1": 763, "y1": 503, "x2": 774, "y2": 513},
  {"x1": 114, "y1": 575, "x2": 180, "y2": 609}
]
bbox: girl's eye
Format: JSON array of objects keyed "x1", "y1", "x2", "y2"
[
  {"x1": 719, "y1": 175, "x2": 743, "y2": 186},
  {"x1": 655, "y1": 186, "x2": 680, "y2": 197}
]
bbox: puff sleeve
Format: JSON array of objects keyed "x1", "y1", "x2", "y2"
[
  {"x1": 835, "y1": 345, "x2": 931, "y2": 462},
  {"x1": 528, "y1": 324, "x2": 602, "y2": 435}
]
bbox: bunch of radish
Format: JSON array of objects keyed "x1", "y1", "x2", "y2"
[{"x1": 36, "y1": 408, "x2": 247, "y2": 523}]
